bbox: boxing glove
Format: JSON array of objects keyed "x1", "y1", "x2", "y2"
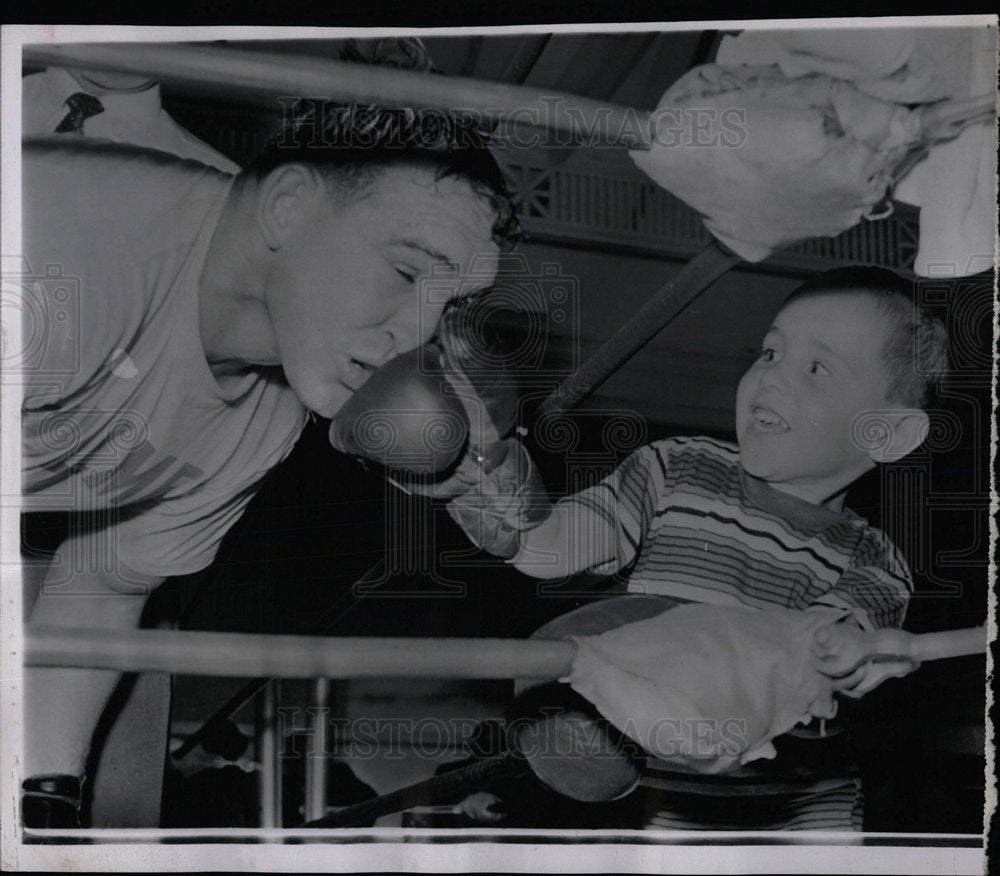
[
  {"x1": 435, "y1": 300, "x2": 520, "y2": 440},
  {"x1": 329, "y1": 298, "x2": 522, "y2": 477},
  {"x1": 328, "y1": 341, "x2": 469, "y2": 476}
]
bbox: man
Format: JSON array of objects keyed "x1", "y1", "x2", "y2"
[
  {"x1": 20, "y1": 62, "x2": 242, "y2": 829},
  {"x1": 20, "y1": 101, "x2": 520, "y2": 827}
]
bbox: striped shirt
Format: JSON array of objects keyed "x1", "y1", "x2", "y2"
[
  {"x1": 559, "y1": 436, "x2": 912, "y2": 831},
  {"x1": 562, "y1": 436, "x2": 911, "y2": 631}
]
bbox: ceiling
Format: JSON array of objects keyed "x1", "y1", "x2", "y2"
[
  {"x1": 141, "y1": 30, "x2": 726, "y2": 177},
  {"x1": 214, "y1": 31, "x2": 720, "y2": 108}
]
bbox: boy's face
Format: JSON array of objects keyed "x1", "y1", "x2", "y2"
[
  {"x1": 263, "y1": 164, "x2": 499, "y2": 418},
  {"x1": 735, "y1": 292, "x2": 896, "y2": 505}
]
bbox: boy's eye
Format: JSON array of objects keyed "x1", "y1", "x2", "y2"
[
  {"x1": 810, "y1": 361, "x2": 830, "y2": 376},
  {"x1": 761, "y1": 348, "x2": 777, "y2": 362},
  {"x1": 395, "y1": 268, "x2": 416, "y2": 284}
]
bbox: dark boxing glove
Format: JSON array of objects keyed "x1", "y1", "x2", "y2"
[
  {"x1": 328, "y1": 342, "x2": 469, "y2": 476},
  {"x1": 433, "y1": 303, "x2": 551, "y2": 557},
  {"x1": 434, "y1": 300, "x2": 520, "y2": 441},
  {"x1": 328, "y1": 298, "x2": 521, "y2": 478}
]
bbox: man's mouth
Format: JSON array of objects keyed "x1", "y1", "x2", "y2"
[
  {"x1": 750, "y1": 405, "x2": 789, "y2": 433},
  {"x1": 342, "y1": 357, "x2": 378, "y2": 391}
]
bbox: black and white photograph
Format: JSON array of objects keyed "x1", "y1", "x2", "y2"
[{"x1": 0, "y1": 17, "x2": 996, "y2": 873}]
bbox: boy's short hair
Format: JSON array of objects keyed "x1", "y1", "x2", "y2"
[
  {"x1": 782, "y1": 266, "x2": 949, "y2": 409},
  {"x1": 246, "y1": 101, "x2": 522, "y2": 251}
]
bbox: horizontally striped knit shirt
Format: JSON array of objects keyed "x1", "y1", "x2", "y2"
[{"x1": 561, "y1": 436, "x2": 911, "y2": 630}]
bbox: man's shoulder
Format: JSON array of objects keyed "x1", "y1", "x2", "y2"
[
  {"x1": 21, "y1": 138, "x2": 235, "y2": 392},
  {"x1": 24, "y1": 135, "x2": 233, "y2": 192},
  {"x1": 23, "y1": 136, "x2": 233, "y2": 266}
]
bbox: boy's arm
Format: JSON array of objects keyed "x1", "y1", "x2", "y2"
[
  {"x1": 806, "y1": 527, "x2": 912, "y2": 631},
  {"x1": 397, "y1": 317, "x2": 649, "y2": 578},
  {"x1": 510, "y1": 493, "x2": 618, "y2": 578},
  {"x1": 401, "y1": 322, "x2": 628, "y2": 579}
]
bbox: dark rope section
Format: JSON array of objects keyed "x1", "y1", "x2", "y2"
[
  {"x1": 537, "y1": 240, "x2": 740, "y2": 416},
  {"x1": 298, "y1": 750, "x2": 530, "y2": 828}
]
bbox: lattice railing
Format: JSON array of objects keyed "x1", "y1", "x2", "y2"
[{"x1": 501, "y1": 160, "x2": 921, "y2": 273}]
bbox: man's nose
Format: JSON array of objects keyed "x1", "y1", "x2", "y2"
[{"x1": 382, "y1": 304, "x2": 447, "y2": 357}]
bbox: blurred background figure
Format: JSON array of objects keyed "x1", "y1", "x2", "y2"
[{"x1": 23, "y1": 65, "x2": 240, "y2": 173}]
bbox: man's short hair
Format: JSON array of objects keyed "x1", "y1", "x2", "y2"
[
  {"x1": 246, "y1": 101, "x2": 521, "y2": 251},
  {"x1": 782, "y1": 266, "x2": 950, "y2": 409}
]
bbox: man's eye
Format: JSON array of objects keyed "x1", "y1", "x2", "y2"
[
  {"x1": 761, "y1": 348, "x2": 776, "y2": 362},
  {"x1": 446, "y1": 289, "x2": 488, "y2": 313},
  {"x1": 810, "y1": 361, "x2": 830, "y2": 376},
  {"x1": 395, "y1": 268, "x2": 416, "y2": 284}
]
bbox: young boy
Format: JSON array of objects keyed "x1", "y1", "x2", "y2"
[{"x1": 442, "y1": 265, "x2": 949, "y2": 829}]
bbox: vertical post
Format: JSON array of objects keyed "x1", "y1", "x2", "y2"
[
  {"x1": 304, "y1": 677, "x2": 330, "y2": 822},
  {"x1": 256, "y1": 679, "x2": 282, "y2": 828}
]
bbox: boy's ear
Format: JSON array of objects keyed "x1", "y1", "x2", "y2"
[
  {"x1": 868, "y1": 409, "x2": 930, "y2": 464},
  {"x1": 256, "y1": 163, "x2": 325, "y2": 251}
]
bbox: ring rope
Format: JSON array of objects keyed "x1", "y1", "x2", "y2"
[
  {"x1": 25, "y1": 624, "x2": 577, "y2": 680},
  {"x1": 23, "y1": 43, "x2": 651, "y2": 149}
]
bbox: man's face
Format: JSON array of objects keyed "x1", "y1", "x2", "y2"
[
  {"x1": 734, "y1": 292, "x2": 896, "y2": 505},
  {"x1": 264, "y1": 164, "x2": 499, "y2": 418}
]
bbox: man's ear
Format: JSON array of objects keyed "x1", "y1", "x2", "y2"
[
  {"x1": 869, "y1": 409, "x2": 930, "y2": 463},
  {"x1": 256, "y1": 164, "x2": 325, "y2": 251}
]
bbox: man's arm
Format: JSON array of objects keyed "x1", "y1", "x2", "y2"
[{"x1": 24, "y1": 530, "x2": 164, "y2": 779}]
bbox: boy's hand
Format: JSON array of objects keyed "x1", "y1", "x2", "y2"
[
  {"x1": 457, "y1": 791, "x2": 505, "y2": 823},
  {"x1": 811, "y1": 622, "x2": 919, "y2": 697},
  {"x1": 444, "y1": 436, "x2": 551, "y2": 558}
]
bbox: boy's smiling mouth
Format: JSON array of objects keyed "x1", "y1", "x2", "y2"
[{"x1": 751, "y1": 405, "x2": 790, "y2": 432}]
